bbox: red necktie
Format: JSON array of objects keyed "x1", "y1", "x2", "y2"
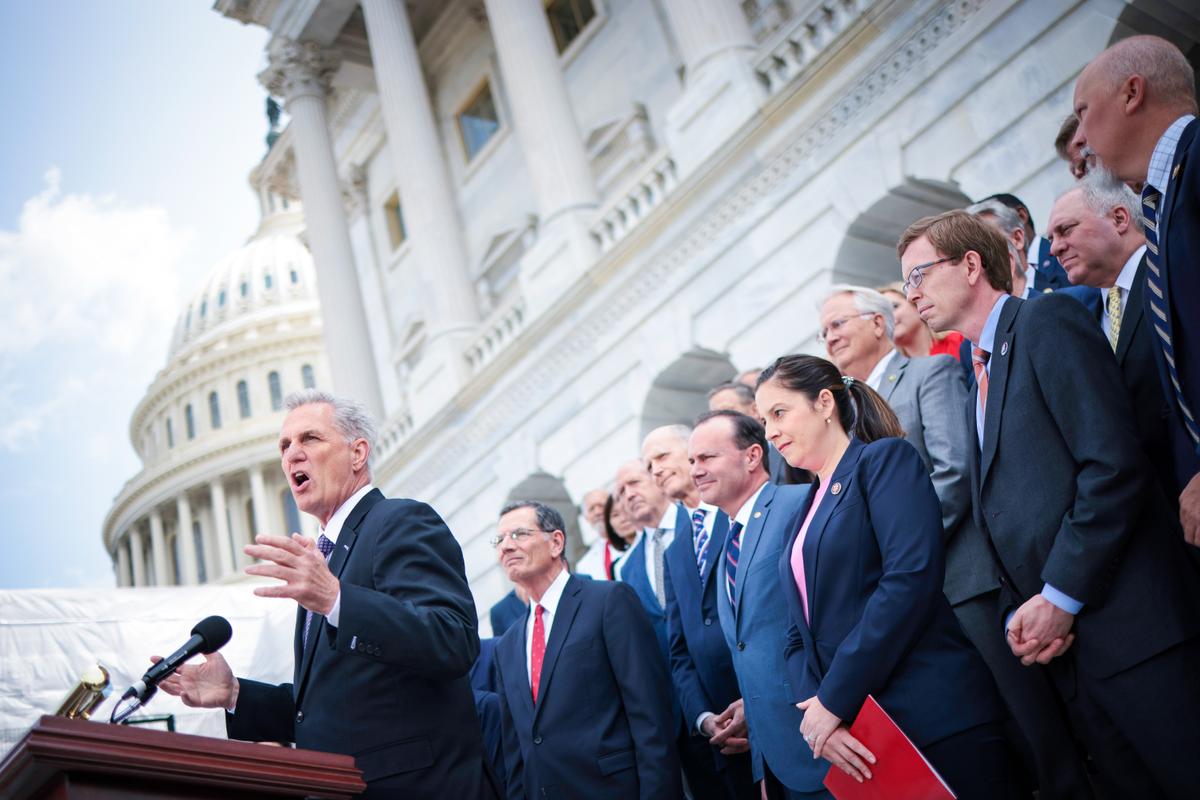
[
  {"x1": 530, "y1": 604, "x2": 546, "y2": 702},
  {"x1": 972, "y1": 346, "x2": 990, "y2": 415}
]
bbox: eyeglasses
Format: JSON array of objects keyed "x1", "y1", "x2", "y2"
[
  {"x1": 901, "y1": 256, "x2": 955, "y2": 295},
  {"x1": 488, "y1": 528, "x2": 545, "y2": 548},
  {"x1": 817, "y1": 313, "x2": 876, "y2": 344}
]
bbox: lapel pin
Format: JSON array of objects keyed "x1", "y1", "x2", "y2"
[
  {"x1": 831, "y1": 482, "x2": 842, "y2": 495},
  {"x1": 753, "y1": 511, "x2": 762, "y2": 519},
  {"x1": 1042, "y1": 287, "x2": 1052, "y2": 293},
  {"x1": 1173, "y1": 164, "x2": 1181, "y2": 180},
  {"x1": 888, "y1": 374, "x2": 897, "y2": 382},
  {"x1": 1000, "y1": 342, "x2": 1009, "y2": 356}
]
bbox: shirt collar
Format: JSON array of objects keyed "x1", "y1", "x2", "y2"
[
  {"x1": 321, "y1": 484, "x2": 374, "y2": 545},
  {"x1": 531, "y1": 566, "x2": 570, "y2": 614},
  {"x1": 1146, "y1": 114, "x2": 1195, "y2": 195},
  {"x1": 657, "y1": 502, "x2": 678, "y2": 530},
  {"x1": 732, "y1": 479, "x2": 770, "y2": 528},
  {"x1": 1114, "y1": 244, "x2": 1146, "y2": 292},
  {"x1": 976, "y1": 294, "x2": 1010, "y2": 356},
  {"x1": 864, "y1": 348, "x2": 895, "y2": 391}
]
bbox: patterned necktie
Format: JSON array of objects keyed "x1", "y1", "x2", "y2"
[
  {"x1": 691, "y1": 508, "x2": 709, "y2": 577},
  {"x1": 725, "y1": 521, "x2": 744, "y2": 606},
  {"x1": 302, "y1": 534, "x2": 337, "y2": 649},
  {"x1": 530, "y1": 604, "x2": 546, "y2": 702},
  {"x1": 972, "y1": 346, "x2": 990, "y2": 416},
  {"x1": 1106, "y1": 286, "x2": 1122, "y2": 352},
  {"x1": 651, "y1": 529, "x2": 667, "y2": 608},
  {"x1": 1141, "y1": 186, "x2": 1200, "y2": 445}
]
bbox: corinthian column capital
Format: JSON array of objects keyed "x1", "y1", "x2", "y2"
[{"x1": 259, "y1": 39, "x2": 340, "y2": 103}]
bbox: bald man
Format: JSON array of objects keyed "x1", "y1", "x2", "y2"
[{"x1": 1074, "y1": 35, "x2": 1200, "y2": 547}]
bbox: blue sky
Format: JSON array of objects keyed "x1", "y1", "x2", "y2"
[{"x1": 0, "y1": 2, "x2": 271, "y2": 588}]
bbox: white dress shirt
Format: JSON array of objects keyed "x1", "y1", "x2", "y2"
[
  {"x1": 320, "y1": 483, "x2": 375, "y2": 628},
  {"x1": 864, "y1": 348, "x2": 895, "y2": 392},
  {"x1": 1101, "y1": 245, "x2": 1146, "y2": 343},
  {"x1": 525, "y1": 566, "x2": 571, "y2": 688}
]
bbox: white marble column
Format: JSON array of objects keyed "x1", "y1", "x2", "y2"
[
  {"x1": 248, "y1": 464, "x2": 271, "y2": 541},
  {"x1": 360, "y1": 0, "x2": 480, "y2": 351},
  {"x1": 209, "y1": 480, "x2": 236, "y2": 579},
  {"x1": 116, "y1": 543, "x2": 132, "y2": 588},
  {"x1": 149, "y1": 508, "x2": 169, "y2": 587},
  {"x1": 661, "y1": 0, "x2": 765, "y2": 176},
  {"x1": 661, "y1": 0, "x2": 755, "y2": 81},
  {"x1": 129, "y1": 528, "x2": 147, "y2": 587},
  {"x1": 175, "y1": 493, "x2": 199, "y2": 585},
  {"x1": 260, "y1": 40, "x2": 385, "y2": 418},
  {"x1": 483, "y1": 0, "x2": 598, "y2": 225}
]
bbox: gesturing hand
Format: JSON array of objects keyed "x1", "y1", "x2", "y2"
[
  {"x1": 709, "y1": 698, "x2": 749, "y2": 754},
  {"x1": 155, "y1": 651, "x2": 238, "y2": 710},
  {"x1": 1006, "y1": 595, "x2": 1075, "y2": 666},
  {"x1": 245, "y1": 533, "x2": 340, "y2": 615},
  {"x1": 797, "y1": 695, "x2": 842, "y2": 760},
  {"x1": 1180, "y1": 473, "x2": 1200, "y2": 547}
]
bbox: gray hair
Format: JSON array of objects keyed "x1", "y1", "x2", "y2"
[
  {"x1": 706, "y1": 381, "x2": 755, "y2": 403},
  {"x1": 1077, "y1": 167, "x2": 1145, "y2": 228},
  {"x1": 822, "y1": 284, "x2": 895, "y2": 341},
  {"x1": 284, "y1": 389, "x2": 378, "y2": 451},
  {"x1": 644, "y1": 424, "x2": 692, "y2": 449},
  {"x1": 967, "y1": 199, "x2": 1025, "y2": 247},
  {"x1": 499, "y1": 500, "x2": 569, "y2": 564}
]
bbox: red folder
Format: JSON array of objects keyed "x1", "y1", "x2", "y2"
[{"x1": 822, "y1": 695, "x2": 956, "y2": 800}]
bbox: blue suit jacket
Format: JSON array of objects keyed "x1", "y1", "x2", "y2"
[
  {"x1": 1153, "y1": 117, "x2": 1200, "y2": 472},
  {"x1": 620, "y1": 529, "x2": 670, "y2": 663},
  {"x1": 494, "y1": 576, "x2": 682, "y2": 799},
  {"x1": 780, "y1": 438, "x2": 1002, "y2": 749},
  {"x1": 714, "y1": 482, "x2": 826, "y2": 791},
  {"x1": 490, "y1": 589, "x2": 526, "y2": 637},
  {"x1": 1030, "y1": 236, "x2": 1072, "y2": 291},
  {"x1": 663, "y1": 505, "x2": 736, "y2": 742}
]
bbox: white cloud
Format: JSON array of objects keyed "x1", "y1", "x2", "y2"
[{"x1": 0, "y1": 167, "x2": 190, "y2": 358}]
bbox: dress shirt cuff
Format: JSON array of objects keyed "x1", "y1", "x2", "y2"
[
  {"x1": 325, "y1": 590, "x2": 342, "y2": 628},
  {"x1": 1041, "y1": 583, "x2": 1083, "y2": 615},
  {"x1": 696, "y1": 711, "x2": 715, "y2": 737}
]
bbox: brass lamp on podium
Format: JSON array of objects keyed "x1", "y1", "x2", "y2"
[{"x1": 54, "y1": 663, "x2": 111, "y2": 720}]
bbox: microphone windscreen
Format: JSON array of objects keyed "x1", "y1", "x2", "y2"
[{"x1": 191, "y1": 616, "x2": 233, "y2": 653}]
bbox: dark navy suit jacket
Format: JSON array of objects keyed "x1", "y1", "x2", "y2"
[
  {"x1": 662, "y1": 505, "x2": 737, "y2": 751},
  {"x1": 1152, "y1": 117, "x2": 1200, "y2": 477},
  {"x1": 490, "y1": 589, "x2": 527, "y2": 637},
  {"x1": 227, "y1": 490, "x2": 491, "y2": 796},
  {"x1": 780, "y1": 438, "x2": 1002, "y2": 749},
  {"x1": 494, "y1": 575, "x2": 682, "y2": 799}
]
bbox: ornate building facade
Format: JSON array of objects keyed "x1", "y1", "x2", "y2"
[{"x1": 105, "y1": 0, "x2": 1200, "y2": 627}]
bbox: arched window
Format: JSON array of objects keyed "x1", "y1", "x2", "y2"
[
  {"x1": 199, "y1": 300, "x2": 207, "y2": 318},
  {"x1": 240, "y1": 280, "x2": 249, "y2": 298},
  {"x1": 269, "y1": 371, "x2": 283, "y2": 411},
  {"x1": 264, "y1": 273, "x2": 273, "y2": 290},
  {"x1": 237, "y1": 380, "x2": 251, "y2": 418},
  {"x1": 192, "y1": 520, "x2": 207, "y2": 584},
  {"x1": 290, "y1": 269, "x2": 299, "y2": 285},
  {"x1": 185, "y1": 404, "x2": 195, "y2": 440},
  {"x1": 301, "y1": 364, "x2": 315, "y2": 389},
  {"x1": 208, "y1": 391, "x2": 222, "y2": 429},
  {"x1": 166, "y1": 417, "x2": 174, "y2": 448},
  {"x1": 218, "y1": 289, "x2": 227, "y2": 308}
]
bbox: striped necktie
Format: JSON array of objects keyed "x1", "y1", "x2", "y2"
[
  {"x1": 725, "y1": 521, "x2": 744, "y2": 606},
  {"x1": 1106, "y1": 286, "x2": 1122, "y2": 352},
  {"x1": 692, "y1": 508, "x2": 709, "y2": 577},
  {"x1": 302, "y1": 534, "x2": 337, "y2": 648},
  {"x1": 1141, "y1": 186, "x2": 1200, "y2": 445}
]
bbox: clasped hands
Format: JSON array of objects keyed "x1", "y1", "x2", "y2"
[
  {"x1": 797, "y1": 695, "x2": 875, "y2": 783},
  {"x1": 1006, "y1": 595, "x2": 1075, "y2": 666},
  {"x1": 700, "y1": 698, "x2": 749, "y2": 754}
]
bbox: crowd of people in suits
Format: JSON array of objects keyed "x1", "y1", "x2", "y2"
[{"x1": 479, "y1": 35, "x2": 1200, "y2": 800}]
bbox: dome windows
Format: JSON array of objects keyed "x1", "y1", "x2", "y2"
[
  {"x1": 218, "y1": 290, "x2": 227, "y2": 309},
  {"x1": 185, "y1": 404, "x2": 196, "y2": 440},
  {"x1": 209, "y1": 391, "x2": 222, "y2": 430},
  {"x1": 269, "y1": 371, "x2": 283, "y2": 411},
  {"x1": 237, "y1": 380, "x2": 251, "y2": 419},
  {"x1": 264, "y1": 273, "x2": 273, "y2": 290},
  {"x1": 240, "y1": 280, "x2": 249, "y2": 298},
  {"x1": 301, "y1": 364, "x2": 315, "y2": 390},
  {"x1": 166, "y1": 418, "x2": 174, "y2": 449}
]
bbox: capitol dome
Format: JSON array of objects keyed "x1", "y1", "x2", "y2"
[{"x1": 103, "y1": 177, "x2": 330, "y2": 588}]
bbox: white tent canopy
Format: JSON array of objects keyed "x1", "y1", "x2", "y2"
[{"x1": 0, "y1": 583, "x2": 295, "y2": 756}]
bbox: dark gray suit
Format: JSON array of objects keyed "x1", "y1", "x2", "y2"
[
  {"x1": 874, "y1": 350, "x2": 1090, "y2": 798},
  {"x1": 969, "y1": 293, "x2": 1200, "y2": 799}
]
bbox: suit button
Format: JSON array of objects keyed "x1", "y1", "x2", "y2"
[
  {"x1": 704, "y1": 618, "x2": 712, "y2": 626},
  {"x1": 737, "y1": 642, "x2": 745, "y2": 651},
  {"x1": 296, "y1": 711, "x2": 304, "y2": 723},
  {"x1": 533, "y1": 736, "x2": 543, "y2": 745}
]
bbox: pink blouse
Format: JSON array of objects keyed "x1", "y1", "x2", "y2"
[{"x1": 790, "y1": 480, "x2": 831, "y2": 623}]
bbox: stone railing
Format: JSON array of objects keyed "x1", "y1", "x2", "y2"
[
  {"x1": 464, "y1": 296, "x2": 529, "y2": 374},
  {"x1": 590, "y1": 151, "x2": 678, "y2": 252},
  {"x1": 376, "y1": 406, "x2": 415, "y2": 456},
  {"x1": 754, "y1": 0, "x2": 876, "y2": 95}
]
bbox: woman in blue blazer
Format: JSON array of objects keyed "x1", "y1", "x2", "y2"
[{"x1": 755, "y1": 354, "x2": 1007, "y2": 798}]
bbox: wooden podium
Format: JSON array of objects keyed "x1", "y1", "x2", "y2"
[{"x1": 0, "y1": 716, "x2": 366, "y2": 799}]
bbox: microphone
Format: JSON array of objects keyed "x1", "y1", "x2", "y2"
[{"x1": 111, "y1": 616, "x2": 232, "y2": 723}]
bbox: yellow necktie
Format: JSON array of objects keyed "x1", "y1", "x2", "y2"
[{"x1": 1106, "y1": 286, "x2": 1122, "y2": 352}]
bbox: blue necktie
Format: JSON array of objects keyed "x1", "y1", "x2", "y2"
[
  {"x1": 302, "y1": 534, "x2": 336, "y2": 649},
  {"x1": 692, "y1": 508, "x2": 709, "y2": 577},
  {"x1": 1141, "y1": 186, "x2": 1200, "y2": 445},
  {"x1": 725, "y1": 521, "x2": 744, "y2": 606}
]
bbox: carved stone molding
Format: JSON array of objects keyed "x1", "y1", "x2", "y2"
[{"x1": 259, "y1": 39, "x2": 340, "y2": 102}]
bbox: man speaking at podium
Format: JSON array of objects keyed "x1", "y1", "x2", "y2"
[{"x1": 156, "y1": 390, "x2": 495, "y2": 798}]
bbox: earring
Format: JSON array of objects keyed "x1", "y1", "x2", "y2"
[{"x1": 825, "y1": 417, "x2": 831, "y2": 425}]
